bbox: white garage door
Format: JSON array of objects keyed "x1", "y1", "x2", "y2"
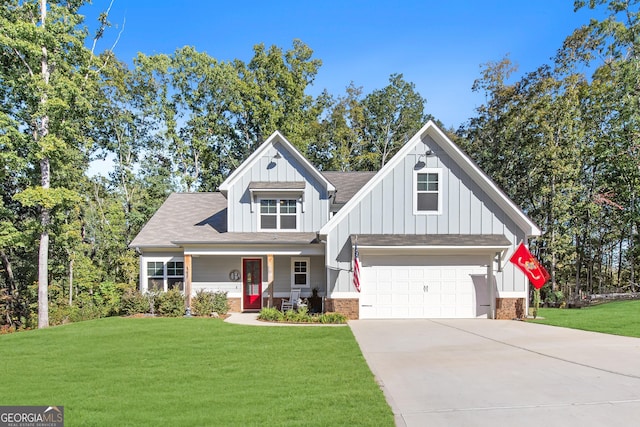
[{"x1": 359, "y1": 257, "x2": 489, "y2": 319}]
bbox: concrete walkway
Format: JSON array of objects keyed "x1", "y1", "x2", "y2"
[{"x1": 349, "y1": 319, "x2": 640, "y2": 427}]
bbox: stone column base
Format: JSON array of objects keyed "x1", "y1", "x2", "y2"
[
  {"x1": 495, "y1": 298, "x2": 525, "y2": 319},
  {"x1": 324, "y1": 298, "x2": 359, "y2": 320}
]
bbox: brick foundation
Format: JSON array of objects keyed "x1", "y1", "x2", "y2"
[
  {"x1": 495, "y1": 298, "x2": 525, "y2": 320},
  {"x1": 325, "y1": 298, "x2": 359, "y2": 320},
  {"x1": 228, "y1": 298, "x2": 241, "y2": 313}
]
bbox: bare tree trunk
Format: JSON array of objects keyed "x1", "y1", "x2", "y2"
[
  {"x1": 550, "y1": 174, "x2": 556, "y2": 291},
  {"x1": 575, "y1": 233, "x2": 583, "y2": 297},
  {"x1": 68, "y1": 256, "x2": 74, "y2": 306},
  {"x1": 631, "y1": 222, "x2": 636, "y2": 292},
  {"x1": 38, "y1": 0, "x2": 50, "y2": 329},
  {"x1": 0, "y1": 250, "x2": 15, "y2": 295}
]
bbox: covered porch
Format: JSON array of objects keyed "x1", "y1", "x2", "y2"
[{"x1": 179, "y1": 235, "x2": 326, "y2": 313}]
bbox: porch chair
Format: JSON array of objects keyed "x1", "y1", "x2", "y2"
[{"x1": 281, "y1": 289, "x2": 301, "y2": 312}]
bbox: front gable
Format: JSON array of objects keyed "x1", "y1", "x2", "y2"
[
  {"x1": 219, "y1": 131, "x2": 336, "y2": 233},
  {"x1": 320, "y1": 121, "x2": 540, "y2": 238}
]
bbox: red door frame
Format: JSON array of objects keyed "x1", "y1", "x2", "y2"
[{"x1": 242, "y1": 258, "x2": 262, "y2": 310}]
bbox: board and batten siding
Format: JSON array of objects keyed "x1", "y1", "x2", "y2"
[
  {"x1": 226, "y1": 142, "x2": 331, "y2": 233},
  {"x1": 326, "y1": 134, "x2": 527, "y2": 294}
]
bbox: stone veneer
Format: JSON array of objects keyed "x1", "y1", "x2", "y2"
[
  {"x1": 495, "y1": 298, "x2": 525, "y2": 320},
  {"x1": 324, "y1": 298, "x2": 359, "y2": 320}
]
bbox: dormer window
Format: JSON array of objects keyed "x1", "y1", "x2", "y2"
[{"x1": 259, "y1": 198, "x2": 298, "y2": 230}]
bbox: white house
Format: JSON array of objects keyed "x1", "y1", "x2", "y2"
[{"x1": 130, "y1": 121, "x2": 541, "y2": 319}]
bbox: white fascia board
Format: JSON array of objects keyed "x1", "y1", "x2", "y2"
[
  {"x1": 357, "y1": 245, "x2": 511, "y2": 251},
  {"x1": 219, "y1": 131, "x2": 335, "y2": 194},
  {"x1": 183, "y1": 245, "x2": 325, "y2": 257},
  {"x1": 357, "y1": 245, "x2": 510, "y2": 258}
]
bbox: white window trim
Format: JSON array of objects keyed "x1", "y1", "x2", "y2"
[
  {"x1": 142, "y1": 256, "x2": 184, "y2": 293},
  {"x1": 257, "y1": 197, "x2": 300, "y2": 231},
  {"x1": 413, "y1": 168, "x2": 442, "y2": 215},
  {"x1": 291, "y1": 257, "x2": 310, "y2": 289}
]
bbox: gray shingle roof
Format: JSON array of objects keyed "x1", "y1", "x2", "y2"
[
  {"x1": 248, "y1": 181, "x2": 306, "y2": 190},
  {"x1": 129, "y1": 193, "x2": 319, "y2": 248},
  {"x1": 129, "y1": 193, "x2": 228, "y2": 248},
  {"x1": 322, "y1": 171, "x2": 377, "y2": 204}
]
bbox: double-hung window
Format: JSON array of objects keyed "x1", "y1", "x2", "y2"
[
  {"x1": 414, "y1": 168, "x2": 442, "y2": 214},
  {"x1": 259, "y1": 198, "x2": 297, "y2": 230},
  {"x1": 145, "y1": 259, "x2": 184, "y2": 292},
  {"x1": 147, "y1": 261, "x2": 164, "y2": 292},
  {"x1": 167, "y1": 261, "x2": 184, "y2": 291},
  {"x1": 291, "y1": 257, "x2": 310, "y2": 288}
]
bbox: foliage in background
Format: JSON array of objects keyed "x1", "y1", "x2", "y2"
[{"x1": 459, "y1": 0, "x2": 640, "y2": 299}]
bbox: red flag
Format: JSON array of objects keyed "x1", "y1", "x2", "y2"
[
  {"x1": 353, "y1": 242, "x2": 361, "y2": 292},
  {"x1": 509, "y1": 243, "x2": 550, "y2": 289}
]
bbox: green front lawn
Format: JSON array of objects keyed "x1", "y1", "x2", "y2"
[
  {"x1": 0, "y1": 318, "x2": 393, "y2": 426},
  {"x1": 531, "y1": 300, "x2": 640, "y2": 338}
]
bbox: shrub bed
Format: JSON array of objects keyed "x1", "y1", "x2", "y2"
[{"x1": 258, "y1": 306, "x2": 347, "y2": 324}]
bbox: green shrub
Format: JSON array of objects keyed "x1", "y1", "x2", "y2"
[
  {"x1": 319, "y1": 312, "x2": 348, "y2": 324},
  {"x1": 156, "y1": 288, "x2": 185, "y2": 317},
  {"x1": 283, "y1": 305, "x2": 312, "y2": 323},
  {"x1": 69, "y1": 303, "x2": 103, "y2": 323},
  {"x1": 191, "y1": 290, "x2": 229, "y2": 316},
  {"x1": 258, "y1": 307, "x2": 284, "y2": 322},
  {"x1": 211, "y1": 291, "x2": 229, "y2": 315},
  {"x1": 121, "y1": 289, "x2": 150, "y2": 315},
  {"x1": 49, "y1": 304, "x2": 72, "y2": 326},
  {"x1": 191, "y1": 289, "x2": 214, "y2": 316},
  {"x1": 94, "y1": 281, "x2": 123, "y2": 316}
]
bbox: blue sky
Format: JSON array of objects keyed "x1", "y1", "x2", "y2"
[{"x1": 84, "y1": 0, "x2": 601, "y2": 129}]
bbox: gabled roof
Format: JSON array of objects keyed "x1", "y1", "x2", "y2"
[
  {"x1": 129, "y1": 193, "x2": 228, "y2": 248},
  {"x1": 129, "y1": 172, "x2": 376, "y2": 249},
  {"x1": 129, "y1": 192, "x2": 319, "y2": 248},
  {"x1": 219, "y1": 131, "x2": 335, "y2": 196},
  {"x1": 321, "y1": 171, "x2": 377, "y2": 205},
  {"x1": 319, "y1": 120, "x2": 541, "y2": 237}
]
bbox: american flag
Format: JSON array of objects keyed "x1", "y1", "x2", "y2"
[{"x1": 353, "y1": 242, "x2": 361, "y2": 292}]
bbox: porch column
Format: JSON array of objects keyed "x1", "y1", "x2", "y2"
[
  {"x1": 487, "y1": 254, "x2": 495, "y2": 319},
  {"x1": 267, "y1": 254, "x2": 273, "y2": 308},
  {"x1": 267, "y1": 254, "x2": 274, "y2": 308},
  {"x1": 185, "y1": 254, "x2": 192, "y2": 310}
]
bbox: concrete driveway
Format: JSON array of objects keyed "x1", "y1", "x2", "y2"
[{"x1": 349, "y1": 319, "x2": 640, "y2": 427}]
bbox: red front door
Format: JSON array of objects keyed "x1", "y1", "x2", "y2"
[{"x1": 243, "y1": 258, "x2": 262, "y2": 310}]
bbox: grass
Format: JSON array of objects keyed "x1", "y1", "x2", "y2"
[
  {"x1": 531, "y1": 300, "x2": 640, "y2": 338},
  {"x1": 0, "y1": 317, "x2": 393, "y2": 426}
]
